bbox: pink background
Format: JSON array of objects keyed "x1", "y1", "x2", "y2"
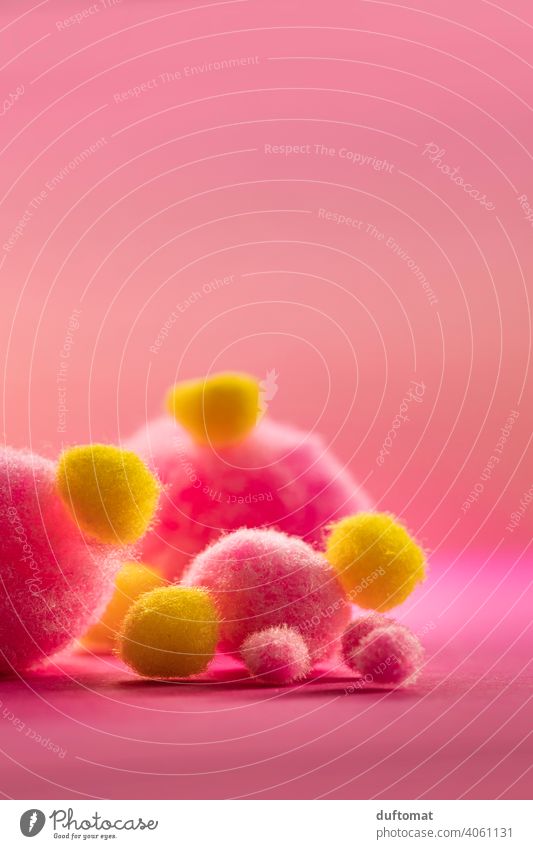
[{"x1": 0, "y1": 0, "x2": 531, "y2": 801}]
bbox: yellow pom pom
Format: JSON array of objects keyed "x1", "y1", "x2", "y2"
[
  {"x1": 82, "y1": 562, "x2": 165, "y2": 652},
  {"x1": 56, "y1": 445, "x2": 160, "y2": 545},
  {"x1": 118, "y1": 586, "x2": 219, "y2": 678},
  {"x1": 165, "y1": 372, "x2": 260, "y2": 446},
  {"x1": 325, "y1": 512, "x2": 426, "y2": 611}
]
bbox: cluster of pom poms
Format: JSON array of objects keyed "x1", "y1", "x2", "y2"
[
  {"x1": 183, "y1": 527, "x2": 350, "y2": 658},
  {"x1": 0, "y1": 370, "x2": 428, "y2": 692},
  {"x1": 115, "y1": 517, "x2": 426, "y2": 688},
  {"x1": 127, "y1": 371, "x2": 371, "y2": 580}
]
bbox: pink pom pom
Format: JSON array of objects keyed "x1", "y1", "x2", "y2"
[
  {"x1": 127, "y1": 417, "x2": 371, "y2": 580},
  {"x1": 183, "y1": 527, "x2": 350, "y2": 659},
  {"x1": 351, "y1": 625, "x2": 424, "y2": 686},
  {"x1": 341, "y1": 614, "x2": 393, "y2": 669},
  {"x1": 241, "y1": 626, "x2": 311, "y2": 684},
  {"x1": 0, "y1": 448, "x2": 122, "y2": 673}
]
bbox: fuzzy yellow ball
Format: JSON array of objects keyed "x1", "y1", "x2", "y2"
[
  {"x1": 118, "y1": 586, "x2": 219, "y2": 678},
  {"x1": 165, "y1": 372, "x2": 259, "y2": 446},
  {"x1": 325, "y1": 512, "x2": 426, "y2": 611},
  {"x1": 82, "y1": 562, "x2": 165, "y2": 652},
  {"x1": 56, "y1": 444, "x2": 160, "y2": 545}
]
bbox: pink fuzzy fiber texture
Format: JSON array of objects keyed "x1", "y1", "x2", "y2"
[
  {"x1": 350, "y1": 625, "x2": 424, "y2": 686},
  {"x1": 127, "y1": 416, "x2": 371, "y2": 580},
  {"x1": 0, "y1": 448, "x2": 123, "y2": 674},
  {"x1": 241, "y1": 626, "x2": 311, "y2": 685},
  {"x1": 341, "y1": 614, "x2": 393, "y2": 667},
  {"x1": 183, "y1": 527, "x2": 350, "y2": 660}
]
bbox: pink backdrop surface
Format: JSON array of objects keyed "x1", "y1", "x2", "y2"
[
  {"x1": 0, "y1": 554, "x2": 530, "y2": 800},
  {"x1": 0, "y1": 0, "x2": 531, "y2": 800}
]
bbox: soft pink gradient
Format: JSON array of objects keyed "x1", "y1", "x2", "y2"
[
  {"x1": 1, "y1": 0, "x2": 531, "y2": 554},
  {"x1": 0, "y1": 0, "x2": 531, "y2": 800}
]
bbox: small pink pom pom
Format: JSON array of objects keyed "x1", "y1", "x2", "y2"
[
  {"x1": 341, "y1": 614, "x2": 393, "y2": 669},
  {"x1": 350, "y1": 625, "x2": 424, "y2": 686},
  {"x1": 241, "y1": 626, "x2": 311, "y2": 685}
]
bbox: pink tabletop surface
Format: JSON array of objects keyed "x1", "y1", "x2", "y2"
[
  {"x1": 0, "y1": 555, "x2": 530, "y2": 800},
  {"x1": 0, "y1": 0, "x2": 531, "y2": 803}
]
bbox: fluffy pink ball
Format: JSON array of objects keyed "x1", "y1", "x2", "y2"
[
  {"x1": 0, "y1": 448, "x2": 122, "y2": 673},
  {"x1": 241, "y1": 626, "x2": 311, "y2": 684},
  {"x1": 341, "y1": 614, "x2": 393, "y2": 668},
  {"x1": 350, "y1": 625, "x2": 424, "y2": 686},
  {"x1": 127, "y1": 416, "x2": 371, "y2": 580},
  {"x1": 183, "y1": 527, "x2": 350, "y2": 659}
]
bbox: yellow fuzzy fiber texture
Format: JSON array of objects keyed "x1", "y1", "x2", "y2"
[
  {"x1": 166, "y1": 372, "x2": 259, "y2": 446},
  {"x1": 118, "y1": 586, "x2": 219, "y2": 678},
  {"x1": 325, "y1": 512, "x2": 426, "y2": 611},
  {"x1": 56, "y1": 444, "x2": 160, "y2": 545},
  {"x1": 83, "y1": 562, "x2": 165, "y2": 651}
]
